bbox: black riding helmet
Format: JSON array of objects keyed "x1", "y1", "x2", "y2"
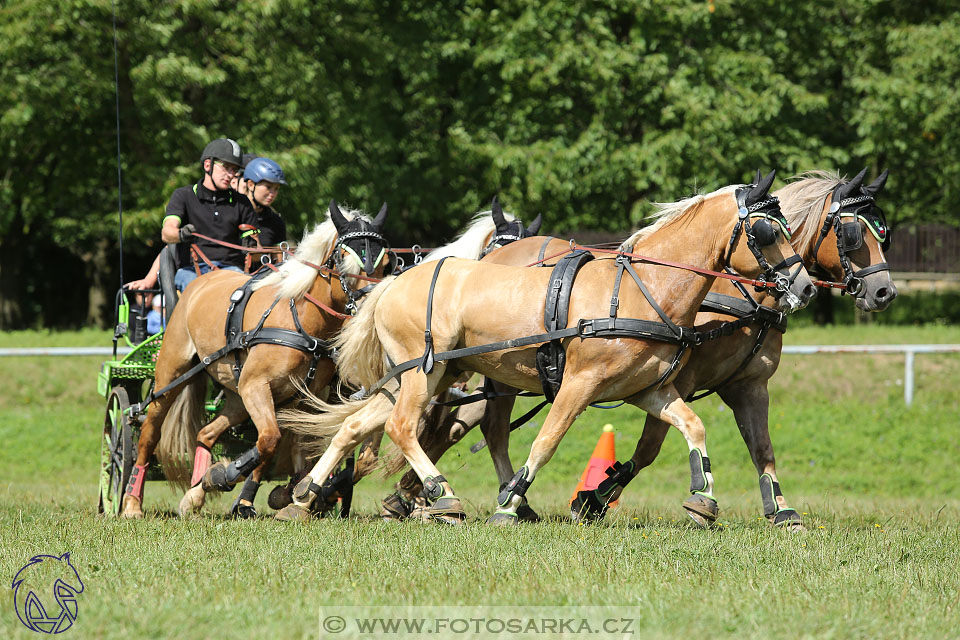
[{"x1": 200, "y1": 138, "x2": 243, "y2": 167}]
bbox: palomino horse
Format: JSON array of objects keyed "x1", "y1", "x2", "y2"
[
  {"x1": 119, "y1": 202, "x2": 391, "y2": 519},
  {"x1": 276, "y1": 173, "x2": 817, "y2": 523},
  {"x1": 294, "y1": 198, "x2": 544, "y2": 516},
  {"x1": 375, "y1": 169, "x2": 895, "y2": 527}
]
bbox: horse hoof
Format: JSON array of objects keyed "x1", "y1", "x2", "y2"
[
  {"x1": 683, "y1": 494, "x2": 719, "y2": 528},
  {"x1": 274, "y1": 504, "x2": 313, "y2": 522},
  {"x1": 773, "y1": 508, "x2": 805, "y2": 531},
  {"x1": 178, "y1": 486, "x2": 205, "y2": 517},
  {"x1": 230, "y1": 499, "x2": 257, "y2": 519},
  {"x1": 380, "y1": 492, "x2": 413, "y2": 521},
  {"x1": 486, "y1": 510, "x2": 520, "y2": 525},
  {"x1": 516, "y1": 499, "x2": 541, "y2": 523},
  {"x1": 120, "y1": 495, "x2": 143, "y2": 519},
  {"x1": 267, "y1": 484, "x2": 293, "y2": 511},
  {"x1": 570, "y1": 491, "x2": 608, "y2": 524},
  {"x1": 425, "y1": 496, "x2": 467, "y2": 525},
  {"x1": 201, "y1": 461, "x2": 232, "y2": 493}
]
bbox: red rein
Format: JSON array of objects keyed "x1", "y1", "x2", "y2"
[{"x1": 191, "y1": 232, "x2": 845, "y2": 304}]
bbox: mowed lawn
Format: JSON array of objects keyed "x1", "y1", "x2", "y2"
[{"x1": 1, "y1": 326, "x2": 959, "y2": 639}]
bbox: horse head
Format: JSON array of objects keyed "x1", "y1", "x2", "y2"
[
  {"x1": 329, "y1": 200, "x2": 392, "y2": 277},
  {"x1": 798, "y1": 168, "x2": 896, "y2": 311},
  {"x1": 726, "y1": 170, "x2": 817, "y2": 311}
]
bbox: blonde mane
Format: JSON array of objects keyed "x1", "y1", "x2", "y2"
[
  {"x1": 619, "y1": 185, "x2": 740, "y2": 251},
  {"x1": 774, "y1": 170, "x2": 844, "y2": 252},
  {"x1": 251, "y1": 207, "x2": 369, "y2": 298},
  {"x1": 422, "y1": 209, "x2": 518, "y2": 263}
]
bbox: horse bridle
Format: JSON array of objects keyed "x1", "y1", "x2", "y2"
[
  {"x1": 810, "y1": 191, "x2": 890, "y2": 298},
  {"x1": 327, "y1": 224, "x2": 392, "y2": 314},
  {"x1": 725, "y1": 188, "x2": 803, "y2": 296}
]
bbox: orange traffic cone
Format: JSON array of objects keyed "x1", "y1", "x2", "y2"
[{"x1": 569, "y1": 424, "x2": 618, "y2": 506}]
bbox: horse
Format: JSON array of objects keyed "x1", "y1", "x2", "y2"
[
  {"x1": 276, "y1": 172, "x2": 817, "y2": 523},
  {"x1": 294, "y1": 197, "x2": 544, "y2": 517},
  {"x1": 119, "y1": 201, "x2": 392, "y2": 519},
  {"x1": 374, "y1": 169, "x2": 895, "y2": 528}
]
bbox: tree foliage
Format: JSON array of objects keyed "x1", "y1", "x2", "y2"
[{"x1": 0, "y1": 0, "x2": 956, "y2": 327}]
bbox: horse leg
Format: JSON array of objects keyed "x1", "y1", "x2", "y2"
[
  {"x1": 178, "y1": 393, "x2": 250, "y2": 516},
  {"x1": 632, "y1": 386, "x2": 719, "y2": 527},
  {"x1": 380, "y1": 390, "x2": 487, "y2": 520},
  {"x1": 480, "y1": 383, "x2": 541, "y2": 521},
  {"x1": 570, "y1": 413, "x2": 670, "y2": 523},
  {"x1": 121, "y1": 334, "x2": 199, "y2": 519},
  {"x1": 489, "y1": 384, "x2": 594, "y2": 525},
  {"x1": 382, "y1": 368, "x2": 468, "y2": 524},
  {"x1": 199, "y1": 380, "x2": 282, "y2": 513},
  {"x1": 718, "y1": 382, "x2": 803, "y2": 530},
  {"x1": 275, "y1": 391, "x2": 396, "y2": 522}
]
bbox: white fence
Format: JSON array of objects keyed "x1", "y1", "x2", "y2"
[{"x1": 3, "y1": 344, "x2": 959, "y2": 406}]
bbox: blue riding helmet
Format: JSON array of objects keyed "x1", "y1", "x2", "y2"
[{"x1": 243, "y1": 157, "x2": 287, "y2": 185}]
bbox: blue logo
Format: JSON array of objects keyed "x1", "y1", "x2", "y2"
[{"x1": 11, "y1": 553, "x2": 84, "y2": 634}]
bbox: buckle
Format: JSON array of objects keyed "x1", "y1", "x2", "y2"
[{"x1": 578, "y1": 319, "x2": 595, "y2": 336}]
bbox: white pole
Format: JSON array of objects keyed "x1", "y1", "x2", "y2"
[{"x1": 904, "y1": 350, "x2": 915, "y2": 406}]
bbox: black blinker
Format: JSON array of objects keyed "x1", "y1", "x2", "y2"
[
  {"x1": 840, "y1": 221, "x2": 863, "y2": 251},
  {"x1": 752, "y1": 219, "x2": 777, "y2": 247}
]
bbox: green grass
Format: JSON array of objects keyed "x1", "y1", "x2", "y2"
[{"x1": 2, "y1": 326, "x2": 959, "y2": 639}]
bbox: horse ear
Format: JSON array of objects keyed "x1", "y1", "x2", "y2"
[
  {"x1": 849, "y1": 167, "x2": 868, "y2": 191},
  {"x1": 59, "y1": 552, "x2": 71, "y2": 562},
  {"x1": 373, "y1": 201, "x2": 388, "y2": 228},
  {"x1": 835, "y1": 167, "x2": 868, "y2": 201},
  {"x1": 863, "y1": 169, "x2": 889, "y2": 196},
  {"x1": 329, "y1": 199, "x2": 349, "y2": 233},
  {"x1": 526, "y1": 213, "x2": 543, "y2": 235},
  {"x1": 755, "y1": 169, "x2": 775, "y2": 195},
  {"x1": 491, "y1": 196, "x2": 507, "y2": 228},
  {"x1": 754, "y1": 168, "x2": 762, "y2": 185}
]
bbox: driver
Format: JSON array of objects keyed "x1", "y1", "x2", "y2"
[{"x1": 161, "y1": 138, "x2": 259, "y2": 291}]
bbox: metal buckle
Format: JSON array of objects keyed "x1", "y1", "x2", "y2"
[{"x1": 578, "y1": 319, "x2": 595, "y2": 336}]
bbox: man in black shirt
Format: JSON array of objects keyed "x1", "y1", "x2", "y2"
[
  {"x1": 161, "y1": 138, "x2": 260, "y2": 291},
  {"x1": 238, "y1": 156, "x2": 288, "y2": 247}
]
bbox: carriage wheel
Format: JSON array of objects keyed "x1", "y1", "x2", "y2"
[{"x1": 98, "y1": 387, "x2": 135, "y2": 516}]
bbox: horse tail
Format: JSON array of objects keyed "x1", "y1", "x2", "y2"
[
  {"x1": 155, "y1": 375, "x2": 207, "y2": 492},
  {"x1": 334, "y1": 275, "x2": 395, "y2": 389},
  {"x1": 278, "y1": 382, "x2": 395, "y2": 456}
]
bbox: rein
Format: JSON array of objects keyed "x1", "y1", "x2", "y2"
[{"x1": 526, "y1": 242, "x2": 785, "y2": 290}]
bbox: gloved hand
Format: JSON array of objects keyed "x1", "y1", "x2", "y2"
[{"x1": 178, "y1": 223, "x2": 197, "y2": 242}]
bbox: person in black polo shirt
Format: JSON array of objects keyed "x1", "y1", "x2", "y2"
[
  {"x1": 161, "y1": 138, "x2": 260, "y2": 291},
  {"x1": 238, "y1": 157, "x2": 288, "y2": 247}
]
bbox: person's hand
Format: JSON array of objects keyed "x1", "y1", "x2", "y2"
[
  {"x1": 125, "y1": 278, "x2": 152, "y2": 290},
  {"x1": 178, "y1": 223, "x2": 197, "y2": 242}
]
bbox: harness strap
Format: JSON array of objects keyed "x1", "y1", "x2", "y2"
[{"x1": 418, "y1": 257, "x2": 449, "y2": 374}]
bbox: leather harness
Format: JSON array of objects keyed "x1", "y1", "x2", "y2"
[{"x1": 129, "y1": 267, "x2": 333, "y2": 416}]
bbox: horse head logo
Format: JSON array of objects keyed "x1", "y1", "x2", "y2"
[{"x1": 11, "y1": 553, "x2": 84, "y2": 634}]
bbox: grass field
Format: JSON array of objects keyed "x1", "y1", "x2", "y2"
[{"x1": 2, "y1": 326, "x2": 959, "y2": 639}]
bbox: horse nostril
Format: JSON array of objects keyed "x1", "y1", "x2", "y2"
[
  {"x1": 876, "y1": 287, "x2": 889, "y2": 302},
  {"x1": 804, "y1": 284, "x2": 817, "y2": 300}
]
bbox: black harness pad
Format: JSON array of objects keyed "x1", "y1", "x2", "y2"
[{"x1": 536, "y1": 250, "x2": 594, "y2": 401}]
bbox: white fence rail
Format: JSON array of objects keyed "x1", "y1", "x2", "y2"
[
  {"x1": 781, "y1": 344, "x2": 960, "y2": 405},
  {"x1": 2, "y1": 344, "x2": 958, "y2": 406}
]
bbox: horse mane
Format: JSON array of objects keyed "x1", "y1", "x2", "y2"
[
  {"x1": 774, "y1": 170, "x2": 844, "y2": 252},
  {"x1": 252, "y1": 207, "x2": 369, "y2": 298},
  {"x1": 422, "y1": 209, "x2": 518, "y2": 263},
  {"x1": 619, "y1": 185, "x2": 740, "y2": 250}
]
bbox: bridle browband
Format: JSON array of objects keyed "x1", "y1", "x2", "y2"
[
  {"x1": 810, "y1": 190, "x2": 890, "y2": 298},
  {"x1": 725, "y1": 188, "x2": 804, "y2": 296}
]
